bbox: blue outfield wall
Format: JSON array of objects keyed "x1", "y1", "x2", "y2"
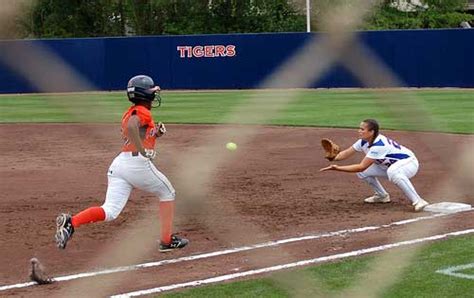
[{"x1": 0, "y1": 29, "x2": 473, "y2": 93}]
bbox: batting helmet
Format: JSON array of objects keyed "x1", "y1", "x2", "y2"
[{"x1": 127, "y1": 75, "x2": 161, "y2": 107}]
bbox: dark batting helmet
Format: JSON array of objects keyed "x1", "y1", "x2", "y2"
[{"x1": 127, "y1": 75, "x2": 161, "y2": 107}]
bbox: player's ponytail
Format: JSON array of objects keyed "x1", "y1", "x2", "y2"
[{"x1": 363, "y1": 119, "x2": 379, "y2": 145}]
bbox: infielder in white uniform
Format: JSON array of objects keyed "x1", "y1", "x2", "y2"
[{"x1": 320, "y1": 119, "x2": 429, "y2": 212}]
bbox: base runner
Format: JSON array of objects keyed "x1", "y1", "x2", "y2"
[{"x1": 55, "y1": 75, "x2": 189, "y2": 252}]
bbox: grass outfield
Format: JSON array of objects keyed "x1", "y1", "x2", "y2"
[
  {"x1": 163, "y1": 235, "x2": 474, "y2": 298},
  {"x1": 0, "y1": 89, "x2": 473, "y2": 133}
]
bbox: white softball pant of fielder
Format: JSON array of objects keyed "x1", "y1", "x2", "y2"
[
  {"x1": 101, "y1": 152, "x2": 176, "y2": 221},
  {"x1": 356, "y1": 156, "x2": 423, "y2": 204}
]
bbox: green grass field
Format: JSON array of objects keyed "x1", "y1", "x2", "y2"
[
  {"x1": 1, "y1": 89, "x2": 473, "y2": 296},
  {"x1": 163, "y1": 235, "x2": 474, "y2": 298},
  {"x1": 1, "y1": 89, "x2": 473, "y2": 133}
]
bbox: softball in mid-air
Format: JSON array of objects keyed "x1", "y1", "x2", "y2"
[{"x1": 226, "y1": 142, "x2": 237, "y2": 151}]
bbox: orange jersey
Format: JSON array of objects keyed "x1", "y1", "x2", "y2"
[{"x1": 121, "y1": 105, "x2": 157, "y2": 152}]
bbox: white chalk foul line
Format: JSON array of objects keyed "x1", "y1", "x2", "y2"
[
  {"x1": 436, "y1": 263, "x2": 474, "y2": 280},
  {"x1": 0, "y1": 209, "x2": 471, "y2": 292},
  {"x1": 112, "y1": 228, "x2": 474, "y2": 297}
]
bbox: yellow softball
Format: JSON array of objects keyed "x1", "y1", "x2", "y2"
[{"x1": 226, "y1": 142, "x2": 237, "y2": 151}]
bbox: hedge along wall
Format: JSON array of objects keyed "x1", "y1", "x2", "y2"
[{"x1": 0, "y1": 29, "x2": 472, "y2": 93}]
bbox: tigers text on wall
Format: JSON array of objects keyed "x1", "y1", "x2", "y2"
[{"x1": 177, "y1": 45, "x2": 236, "y2": 58}]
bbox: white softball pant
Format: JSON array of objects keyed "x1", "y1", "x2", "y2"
[
  {"x1": 356, "y1": 156, "x2": 423, "y2": 204},
  {"x1": 101, "y1": 152, "x2": 176, "y2": 221}
]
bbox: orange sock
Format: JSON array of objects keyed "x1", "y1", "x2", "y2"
[
  {"x1": 159, "y1": 201, "x2": 174, "y2": 244},
  {"x1": 71, "y1": 206, "x2": 106, "y2": 228}
]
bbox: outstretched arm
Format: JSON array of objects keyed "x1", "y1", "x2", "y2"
[
  {"x1": 333, "y1": 146, "x2": 357, "y2": 161},
  {"x1": 320, "y1": 157, "x2": 375, "y2": 173}
]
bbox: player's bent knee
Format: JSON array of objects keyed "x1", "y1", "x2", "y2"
[
  {"x1": 388, "y1": 172, "x2": 405, "y2": 185},
  {"x1": 101, "y1": 204, "x2": 122, "y2": 221},
  {"x1": 159, "y1": 191, "x2": 176, "y2": 202}
]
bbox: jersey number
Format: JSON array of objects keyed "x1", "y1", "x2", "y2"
[{"x1": 387, "y1": 138, "x2": 401, "y2": 149}]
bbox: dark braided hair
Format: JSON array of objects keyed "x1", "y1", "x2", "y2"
[{"x1": 362, "y1": 119, "x2": 379, "y2": 145}]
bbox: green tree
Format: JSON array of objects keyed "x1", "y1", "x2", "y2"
[
  {"x1": 159, "y1": 0, "x2": 212, "y2": 35},
  {"x1": 19, "y1": 0, "x2": 126, "y2": 38},
  {"x1": 206, "y1": 0, "x2": 306, "y2": 33},
  {"x1": 126, "y1": 0, "x2": 306, "y2": 35},
  {"x1": 16, "y1": 0, "x2": 474, "y2": 39},
  {"x1": 363, "y1": 0, "x2": 474, "y2": 30},
  {"x1": 17, "y1": 0, "x2": 306, "y2": 38}
]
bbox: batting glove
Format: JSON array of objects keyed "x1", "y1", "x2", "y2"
[
  {"x1": 142, "y1": 149, "x2": 157, "y2": 160},
  {"x1": 155, "y1": 122, "x2": 166, "y2": 137}
]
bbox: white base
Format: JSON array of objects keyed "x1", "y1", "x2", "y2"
[{"x1": 424, "y1": 202, "x2": 472, "y2": 214}]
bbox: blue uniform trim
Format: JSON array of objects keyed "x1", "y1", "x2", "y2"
[
  {"x1": 360, "y1": 139, "x2": 367, "y2": 146},
  {"x1": 369, "y1": 139, "x2": 384, "y2": 147},
  {"x1": 386, "y1": 153, "x2": 410, "y2": 160}
]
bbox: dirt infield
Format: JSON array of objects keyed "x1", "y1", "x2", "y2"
[{"x1": 0, "y1": 124, "x2": 472, "y2": 296}]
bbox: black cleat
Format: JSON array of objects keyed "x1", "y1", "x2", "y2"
[
  {"x1": 159, "y1": 234, "x2": 189, "y2": 253},
  {"x1": 55, "y1": 213, "x2": 74, "y2": 249}
]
